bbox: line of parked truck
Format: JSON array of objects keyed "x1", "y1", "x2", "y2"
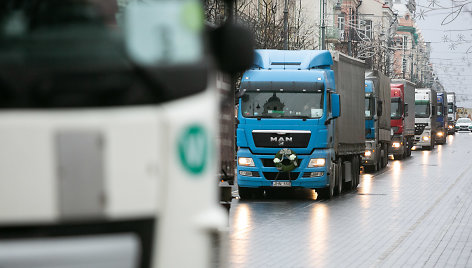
[{"x1": 234, "y1": 49, "x2": 458, "y2": 199}]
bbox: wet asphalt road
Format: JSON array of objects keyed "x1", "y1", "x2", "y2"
[{"x1": 226, "y1": 133, "x2": 472, "y2": 267}]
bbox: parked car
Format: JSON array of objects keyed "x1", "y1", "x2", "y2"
[{"x1": 455, "y1": 118, "x2": 472, "y2": 132}]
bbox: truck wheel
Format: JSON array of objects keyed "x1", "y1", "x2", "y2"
[
  {"x1": 353, "y1": 156, "x2": 360, "y2": 189},
  {"x1": 318, "y1": 168, "x2": 335, "y2": 199},
  {"x1": 429, "y1": 140, "x2": 435, "y2": 150},
  {"x1": 381, "y1": 148, "x2": 388, "y2": 168},
  {"x1": 336, "y1": 158, "x2": 343, "y2": 195},
  {"x1": 344, "y1": 158, "x2": 356, "y2": 190}
]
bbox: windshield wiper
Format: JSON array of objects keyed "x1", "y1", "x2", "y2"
[{"x1": 287, "y1": 115, "x2": 311, "y2": 121}]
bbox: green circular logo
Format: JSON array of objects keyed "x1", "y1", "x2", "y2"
[{"x1": 178, "y1": 125, "x2": 208, "y2": 175}]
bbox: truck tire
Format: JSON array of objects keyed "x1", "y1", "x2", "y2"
[
  {"x1": 354, "y1": 156, "x2": 360, "y2": 189},
  {"x1": 336, "y1": 158, "x2": 343, "y2": 195},
  {"x1": 344, "y1": 158, "x2": 356, "y2": 190},
  {"x1": 318, "y1": 167, "x2": 335, "y2": 199},
  {"x1": 381, "y1": 147, "x2": 388, "y2": 168}
]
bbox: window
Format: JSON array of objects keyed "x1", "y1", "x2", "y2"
[{"x1": 337, "y1": 15, "x2": 345, "y2": 31}]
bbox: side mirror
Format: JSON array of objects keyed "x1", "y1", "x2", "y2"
[
  {"x1": 404, "y1": 103, "x2": 409, "y2": 117},
  {"x1": 377, "y1": 100, "x2": 383, "y2": 117},
  {"x1": 210, "y1": 23, "x2": 255, "y2": 74},
  {"x1": 332, "y1": 93, "x2": 341, "y2": 118}
]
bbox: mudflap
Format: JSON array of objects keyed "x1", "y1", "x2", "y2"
[{"x1": 219, "y1": 182, "x2": 233, "y2": 211}]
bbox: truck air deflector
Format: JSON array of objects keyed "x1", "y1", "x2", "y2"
[{"x1": 252, "y1": 50, "x2": 333, "y2": 70}]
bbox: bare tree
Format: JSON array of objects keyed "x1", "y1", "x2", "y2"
[{"x1": 204, "y1": 0, "x2": 314, "y2": 50}]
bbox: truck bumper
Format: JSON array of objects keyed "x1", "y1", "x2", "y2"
[
  {"x1": 361, "y1": 140, "x2": 377, "y2": 166},
  {"x1": 390, "y1": 136, "x2": 405, "y2": 155},
  {"x1": 434, "y1": 128, "x2": 446, "y2": 142},
  {"x1": 236, "y1": 148, "x2": 332, "y2": 189},
  {"x1": 413, "y1": 130, "x2": 432, "y2": 148},
  {"x1": 447, "y1": 125, "x2": 455, "y2": 134}
]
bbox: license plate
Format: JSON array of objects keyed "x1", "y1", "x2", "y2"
[{"x1": 272, "y1": 181, "x2": 291, "y2": 187}]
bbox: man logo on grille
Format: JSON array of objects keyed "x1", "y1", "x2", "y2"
[{"x1": 270, "y1": 136, "x2": 292, "y2": 146}]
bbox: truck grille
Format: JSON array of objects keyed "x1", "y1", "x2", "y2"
[
  {"x1": 262, "y1": 172, "x2": 300, "y2": 180},
  {"x1": 261, "y1": 158, "x2": 302, "y2": 167},
  {"x1": 415, "y1": 123, "x2": 427, "y2": 135},
  {"x1": 252, "y1": 131, "x2": 310, "y2": 148}
]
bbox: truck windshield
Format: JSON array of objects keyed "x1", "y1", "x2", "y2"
[
  {"x1": 365, "y1": 96, "x2": 374, "y2": 118},
  {"x1": 448, "y1": 103, "x2": 454, "y2": 114},
  {"x1": 415, "y1": 101, "x2": 430, "y2": 118},
  {"x1": 241, "y1": 91, "x2": 324, "y2": 119},
  {"x1": 391, "y1": 98, "x2": 402, "y2": 119}
]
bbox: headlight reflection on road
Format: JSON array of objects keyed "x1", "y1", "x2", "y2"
[
  {"x1": 360, "y1": 174, "x2": 373, "y2": 195},
  {"x1": 448, "y1": 134, "x2": 454, "y2": 144},
  {"x1": 230, "y1": 203, "x2": 252, "y2": 264},
  {"x1": 392, "y1": 161, "x2": 401, "y2": 202},
  {"x1": 360, "y1": 174, "x2": 373, "y2": 209},
  {"x1": 422, "y1": 151, "x2": 430, "y2": 175},
  {"x1": 308, "y1": 204, "x2": 329, "y2": 265},
  {"x1": 422, "y1": 151, "x2": 430, "y2": 165}
]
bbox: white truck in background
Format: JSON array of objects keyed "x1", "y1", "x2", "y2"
[
  {"x1": 447, "y1": 92, "x2": 456, "y2": 135},
  {"x1": 413, "y1": 88, "x2": 438, "y2": 150}
]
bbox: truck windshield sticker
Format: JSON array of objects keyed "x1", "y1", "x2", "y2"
[{"x1": 311, "y1": 109, "x2": 323, "y2": 118}]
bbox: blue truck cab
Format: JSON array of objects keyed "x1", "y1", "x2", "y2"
[
  {"x1": 236, "y1": 50, "x2": 346, "y2": 199},
  {"x1": 435, "y1": 92, "x2": 448, "y2": 144},
  {"x1": 364, "y1": 80, "x2": 376, "y2": 141}
]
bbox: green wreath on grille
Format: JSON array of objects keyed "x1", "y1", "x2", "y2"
[{"x1": 273, "y1": 148, "x2": 298, "y2": 172}]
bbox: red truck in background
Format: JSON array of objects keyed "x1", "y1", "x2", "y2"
[{"x1": 390, "y1": 80, "x2": 415, "y2": 160}]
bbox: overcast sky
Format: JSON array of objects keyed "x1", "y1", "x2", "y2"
[{"x1": 415, "y1": 0, "x2": 472, "y2": 107}]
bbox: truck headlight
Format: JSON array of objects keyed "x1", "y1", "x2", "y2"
[
  {"x1": 437, "y1": 131, "x2": 444, "y2": 137},
  {"x1": 238, "y1": 157, "x2": 255, "y2": 167},
  {"x1": 422, "y1": 136, "x2": 430, "y2": 141},
  {"x1": 308, "y1": 158, "x2": 326, "y2": 167},
  {"x1": 365, "y1": 150, "x2": 372, "y2": 157},
  {"x1": 392, "y1": 142, "x2": 401, "y2": 148}
]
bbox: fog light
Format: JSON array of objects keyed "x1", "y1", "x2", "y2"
[
  {"x1": 239, "y1": 170, "x2": 259, "y2": 177},
  {"x1": 303, "y1": 172, "x2": 324, "y2": 177},
  {"x1": 238, "y1": 157, "x2": 255, "y2": 167},
  {"x1": 392, "y1": 142, "x2": 401, "y2": 148},
  {"x1": 423, "y1": 136, "x2": 430, "y2": 141},
  {"x1": 365, "y1": 150, "x2": 372, "y2": 157},
  {"x1": 412, "y1": 146, "x2": 417, "y2": 150}
]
